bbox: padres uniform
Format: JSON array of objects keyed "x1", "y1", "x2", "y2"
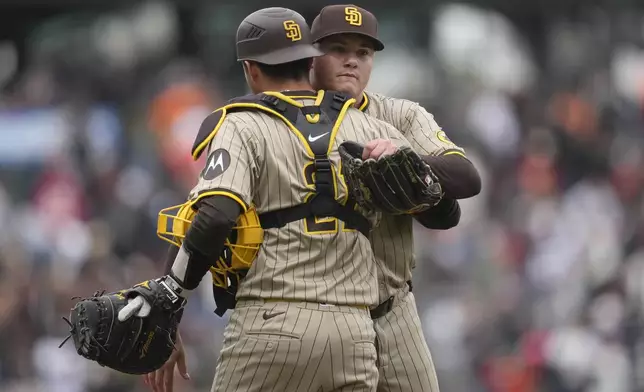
[
  {"x1": 359, "y1": 91, "x2": 465, "y2": 392},
  {"x1": 189, "y1": 8, "x2": 420, "y2": 392},
  {"x1": 309, "y1": 4, "x2": 470, "y2": 391},
  {"x1": 193, "y1": 90, "x2": 414, "y2": 392}
]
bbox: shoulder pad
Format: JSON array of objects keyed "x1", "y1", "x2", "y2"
[
  {"x1": 191, "y1": 95, "x2": 288, "y2": 160},
  {"x1": 192, "y1": 109, "x2": 226, "y2": 160}
]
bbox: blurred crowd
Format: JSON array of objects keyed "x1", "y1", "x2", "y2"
[{"x1": 0, "y1": 1, "x2": 643, "y2": 391}]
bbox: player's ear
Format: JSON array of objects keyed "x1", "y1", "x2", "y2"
[
  {"x1": 241, "y1": 61, "x2": 255, "y2": 90},
  {"x1": 243, "y1": 61, "x2": 260, "y2": 82},
  {"x1": 309, "y1": 60, "x2": 320, "y2": 90}
]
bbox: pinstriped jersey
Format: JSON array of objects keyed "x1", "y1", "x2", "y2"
[
  {"x1": 190, "y1": 92, "x2": 412, "y2": 307},
  {"x1": 360, "y1": 91, "x2": 466, "y2": 302}
]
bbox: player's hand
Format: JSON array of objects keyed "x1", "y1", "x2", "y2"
[
  {"x1": 143, "y1": 331, "x2": 190, "y2": 392},
  {"x1": 117, "y1": 275, "x2": 187, "y2": 322},
  {"x1": 339, "y1": 141, "x2": 444, "y2": 215},
  {"x1": 363, "y1": 139, "x2": 399, "y2": 160}
]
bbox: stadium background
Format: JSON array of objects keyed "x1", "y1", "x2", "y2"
[{"x1": 1, "y1": 1, "x2": 644, "y2": 391}]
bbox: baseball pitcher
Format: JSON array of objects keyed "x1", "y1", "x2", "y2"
[{"x1": 310, "y1": 5, "x2": 482, "y2": 392}]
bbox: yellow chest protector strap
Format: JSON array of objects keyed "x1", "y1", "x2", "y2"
[
  {"x1": 256, "y1": 92, "x2": 371, "y2": 237},
  {"x1": 193, "y1": 90, "x2": 371, "y2": 237}
]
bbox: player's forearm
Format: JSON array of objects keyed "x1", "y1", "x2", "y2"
[
  {"x1": 414, "y1": 198, "x2": 460, "y2": 229},
  {"x1": 422, "y1": 154, "x2": 481, "y2": 199},
  {"x1": 169, "y1": 195, "x2": 241, "y2": 291}
]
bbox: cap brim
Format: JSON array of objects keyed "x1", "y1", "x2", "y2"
[
  {"x1": 314, "y1": 31, "x2": 385, "y2": 51},
  {"x1": 240, "y1": 44, "x2": 324, "y2": 65}
]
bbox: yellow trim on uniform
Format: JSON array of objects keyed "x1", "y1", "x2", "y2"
[
  {"x1": 302, "y1": 162, "x2": 315, "y2": 190},
  {"x1": 300, "y1": 93, "x2": 356, "y2": 235},
  {"x1": 193, "y1": 103, "x2": 315, "y2": 159},
  {"x1": 193, "y1": 190, "x2": 248, "y2": 213},
  {"x1": 327, "y1": 97, "x2": 357, "y2": 155},
  {"x1": 192, "y1": 106, "x2": 227, "y2": 160},
  {"x1": 305, "y1": 90, "x2": 325, "y2": 124},
  {"x1": 441, "y1": 150, "x2": 467, "y2": 158},
  {"x1": 357, "y1": 92, "x2": 369, "y2": 111},
  {"x1": 194, "y1": 91, "x2": 357, "y2": 160}
]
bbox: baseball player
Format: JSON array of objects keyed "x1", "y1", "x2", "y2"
[
  {"x1": 309, "y1": 5, "x2": 482, "y2": 392},
  {"x1": 132, "y1": 7, "x2": 429, "y2": 392}
]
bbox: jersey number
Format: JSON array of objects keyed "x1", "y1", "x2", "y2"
[{"x1": 303, "y1": 163, "x2": 358, "y2": 235}]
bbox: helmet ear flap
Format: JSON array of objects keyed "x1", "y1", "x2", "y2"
[{"x1": 157, "y1": 202, "x2": 197, "y2": 247}]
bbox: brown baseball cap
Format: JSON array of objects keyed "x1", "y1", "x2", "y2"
[
  {"x1": 236, "y1": 7, "x2": 324, "y2": 65},
  {"x1": 311, "y1": 5, "x2": 384, "y2": 51}
]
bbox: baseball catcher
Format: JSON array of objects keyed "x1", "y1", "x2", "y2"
[{"x1": 339, "y1": 140, "x2": 444, "y2": 215}]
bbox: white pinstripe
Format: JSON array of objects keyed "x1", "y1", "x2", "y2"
[
  {"x1": 373, "y1": 290, "x2": 439, "y2": 392},
  {"x1": 198, "y1": 95, "x2": 416, "y2": 392},
  {"x1": 211, "y1": 301, "x2": 378, "y2": 392}
]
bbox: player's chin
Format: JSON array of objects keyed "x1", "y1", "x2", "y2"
[{"x1": 332, "y1": 79, "x2": 360, "y2": 99}]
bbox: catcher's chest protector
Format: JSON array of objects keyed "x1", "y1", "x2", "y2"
[
  {"x1": 192, "y1": 91, "x2": 371, "y2": 237},
  {"x1": 191, "y1": 90, "x2": 371, "y2": 316}
]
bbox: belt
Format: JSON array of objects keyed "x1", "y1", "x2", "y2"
[
  {"x1": 370, "y1": 280, "x2": 413, "y2": 319},
  {"x1": 242, "y1": 298, "x2": 369, "y2": 312}
]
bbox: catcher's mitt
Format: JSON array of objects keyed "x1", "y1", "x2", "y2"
[
  {"x1": 339, "y1": 141, "x2": 444, "y2": 215},
  {"x1": 59, "y1": 278, "x2": 185, "y2": 375}
]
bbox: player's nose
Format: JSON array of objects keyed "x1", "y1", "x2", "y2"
[{"x1": 343, "y1": 55, "x2": 358, "y2": 68}]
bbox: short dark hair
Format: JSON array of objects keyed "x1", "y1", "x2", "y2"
[{"x1": 254, "y1": 58, "x2": 311, "y2": 81}]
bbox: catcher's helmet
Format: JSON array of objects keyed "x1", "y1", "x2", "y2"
[
  {"x1": 157, "y1": 201, "x2": 264, "y2": 288},
  {"x1": 236, "y1": 7, "x2": 323, "y2": 65}
]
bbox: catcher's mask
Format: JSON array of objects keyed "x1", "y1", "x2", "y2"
[{"x1": 157, "y1": 201, "x2": 264, "y2": 288}]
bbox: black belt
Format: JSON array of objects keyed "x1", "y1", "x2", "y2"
[{"x1": 370, "y1": 280, "x2": 413, "y2": 319}]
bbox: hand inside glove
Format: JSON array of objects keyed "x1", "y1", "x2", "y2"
[
  {"x1": 60, "y1": 275, "x2": 187, "y2": 375},
  {"x1": 117, "y1": 274, "x2": 189, "y2": 322},
  {"x1": 339, "y1": 140, "x2": 444, "y2": 215}
]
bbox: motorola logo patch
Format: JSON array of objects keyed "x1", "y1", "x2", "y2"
[{"x1": 202, "y1": 149, "x2": 231, "y2": 180}]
